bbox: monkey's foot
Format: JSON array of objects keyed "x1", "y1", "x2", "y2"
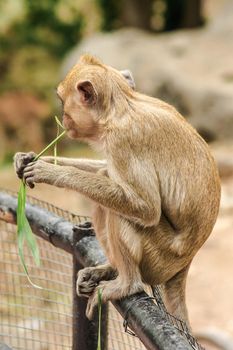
[
  {"x1": 76, "y1": 265, "x2": 117, "y2": 297},
  {"x1": 85, "y1": 278, "x2": 143, "y2": 319}
]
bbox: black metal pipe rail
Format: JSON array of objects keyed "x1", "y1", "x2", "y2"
[{"x1": 0, "y1": 191, "x2": 193, "y2": 350}]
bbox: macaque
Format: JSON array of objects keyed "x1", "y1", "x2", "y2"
[{"x1": 14, "y1": 54, "x2": 221, "y2": 328}]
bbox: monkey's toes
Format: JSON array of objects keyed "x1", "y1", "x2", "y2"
[
  {"x1": 77, "y1": 267, "x2": 101, "y2": 284},
  {"x1": 86, "y1": 293, "x2": 98, "y2": 320},
  {"x1": 76, "y1": 280, "x2": 98, "y2": 297},
  {"x1": 76, "y1": 268, "x2": 99, "y2": 297}
]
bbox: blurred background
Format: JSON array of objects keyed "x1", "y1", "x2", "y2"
[{"x1": 0, "y1": 0, "x2": 233, "y2": 345}]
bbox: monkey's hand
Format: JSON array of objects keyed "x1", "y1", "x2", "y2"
[
  {"x1": 23, "y1": 160, "x2": 59, "y2": 189},
  {"x1": 14, "y1": 152, "x2": 37, "y2": 181}
]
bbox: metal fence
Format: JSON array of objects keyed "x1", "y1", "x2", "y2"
[
  {"x1": 0, "y1": 190, "x2": 204, "y2": 350},
  {"x1": 0, "y1": 220, "x2": 72, "y2": 350}
]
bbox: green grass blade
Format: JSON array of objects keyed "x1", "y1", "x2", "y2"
[
  {"x1": 20, "y1": 217, "x2": 42, "y2": 289},
  {"x1": 34, "y1": 130, "x2": 66, "y2": 160},
  {"x1": 53, "y1": 115, "x2": 61, "y2": 165},
  {"x1": 54, "y1": 122, "x2": 58, "y2": 165},
  {"x1": 97, "y1": 288, "x2": 102, "y2": 350},
  {"x1": 23, "y1": 218, "x2": 40, "y2": 266},
  {"x1": 54, "y1": 115, "x2": 65, "y2": 165},
  {"x1": 17, "y1": 124, "x2": 66, "y2": 288},
  {"x1": 17, "y1": 181, "x2": 42, "y2": 288},
  {"x1": 17, "y1": 181, "x2": 25, "y2": 229},
  {"x1": 17, "y1": 183, "x2": 26, "y2": 261},
  {"x1": 54, "y1": 115, "x2": 64, "y2": 129}
]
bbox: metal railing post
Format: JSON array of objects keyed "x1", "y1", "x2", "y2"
[{"x1": 72, "y1": 224, "x2": 108, "y2": 350}]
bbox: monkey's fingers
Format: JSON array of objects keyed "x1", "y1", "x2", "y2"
[
  {"x1": 23, "y1": 176, "x2": 35, "y2": 189},
  {"x1": 14, "y1": 153, "x2": 26, "y2": 178},
  {"x1": 22, "y1": 152, "x2": 37, "y2": 163},
  {"x1": 27, "y1": 181, "x2": 35, "y2": 189},
  {"x1": 86, "y1": 281, "x2": 108, "y2": 319},
  {"x1": 77, "y1": 281, "x2": 98, "y2": 297},
  {"x1": 16, "y1": 169, "x2": 24, "y2": 180},
  {"x1": 86, "y1": 292, "x2": 99, "y2": 320},
  {"x1": 23, "y1": 163, "x2": 36, "y2": 188},
  {"x1": 14, "y1": 152, "x2": 37, "y2": 179},
  {"x1": 23, "y1": 162, "x2": 35, "y2": 173}
]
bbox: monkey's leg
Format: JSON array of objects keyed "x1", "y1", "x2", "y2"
[
  {"x1": 86, "y1": 270, "x2": 144, "y2": 320},
  {"x1": 85, "y1": 240, "x2": 144, "y2": 319},
  {"x1": 163, "y1": 264, "x2": 191, "y2": 331},
  {"x1": 76, "y1": 264, "x2": 117, "y2": 297}
]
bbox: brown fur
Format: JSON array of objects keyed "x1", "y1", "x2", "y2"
[{"x1": 14, "y1": 54, "x2": 221, "y2": 327}]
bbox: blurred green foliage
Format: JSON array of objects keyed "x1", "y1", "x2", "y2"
[
  {"x1": 0, "y1": 0, "x2": 84, "y2": 95},
  {"x1": 0, "y1": 0, "x2": 203, "y2": 96},
  {"x1": 96, "y1": 0, "x2": 120, "y2": 31},
  {"x1": 0, "y1": 0, "x2": 87, "y2": 165},
  {"x1": 0, "y1": 0, "x2": 84, "y2": 56},
  {"x1": 95, "y1": 0, "x2": 203, "y2": 32}
]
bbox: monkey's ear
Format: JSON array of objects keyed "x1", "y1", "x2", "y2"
[
  {"x1": 120, "y1": 70, "x2": 136, "y2": 90},
  {"x1": 76, "y1": 80, "x2": 97, "y2": 105}
]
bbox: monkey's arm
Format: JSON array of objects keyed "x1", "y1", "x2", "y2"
[
  {"x1": 23, "y1": 161, "x2": 161, "y2": 227},
  {"x1": 14, "y1": 153, "x2": 107, "y2": 177},
  {"x1": 41, "y1": 156, "x2": 107, "y2": 173}
]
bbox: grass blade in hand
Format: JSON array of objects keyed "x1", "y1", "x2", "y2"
[
  {"x1": 17, "y1": 181, "x2": 41, "y2": 288},
  {"x1": 53, "y1": 116, "x2": 64, "y2": 165},
  {"x1": 16, "y1": 127, "x2": 66, "y2": 287}
]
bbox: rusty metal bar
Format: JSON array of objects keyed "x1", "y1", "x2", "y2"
[
  {"x1": 72, "y1": 224, "x2": 108, "y2": 350},
  {"x1": 0, "y1": 191, "x2": 74, "y2": 253}
]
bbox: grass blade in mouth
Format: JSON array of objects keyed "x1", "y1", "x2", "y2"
[
  {"x1": 17, "y1": 126, "x2": 66, "y2": 287},
  {"x1": 54, "y1": 116, "x2": 64, "y2": 165},
  {"x1": 34, "y1": 130, "x2": 66, "y2": 160},
  {"x1": 54, "y1": 115, "x2": 64, "y2": 129}
]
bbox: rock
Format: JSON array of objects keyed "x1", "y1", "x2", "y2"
[
  {"x1": 62, "y1": 0, "x2": 233, "y2": 142},
  {"x1": 208, "y1": 0, "x2": 233, "y2": 36}
]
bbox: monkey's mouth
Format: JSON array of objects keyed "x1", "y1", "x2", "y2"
[
  {"x1": 63, "y1": 114, "x2": 79, "y2": 139},
  {"x1": 63, "y1": 114, "x2": 75, "y2": 130}
]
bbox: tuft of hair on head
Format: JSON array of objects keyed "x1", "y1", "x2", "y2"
[{"x1": 79, "y1": 54, "x2": 104, "y2": 67}]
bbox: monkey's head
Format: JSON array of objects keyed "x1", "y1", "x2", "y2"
[{"x1": 57, "y1": 54, "x2": 135, "y2": 141}]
